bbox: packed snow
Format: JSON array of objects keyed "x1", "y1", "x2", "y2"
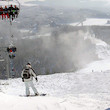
[{"x1": 1, "y1": 37, "x2": 110, "y2": 110}]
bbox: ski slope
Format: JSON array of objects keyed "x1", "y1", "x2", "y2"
[
  {"x1": 1, "y1": 71, "x2": 110, "y2": 110},
  {"x1": 70, "y1": 18, "x2": 110, "y2": 26},
  {"x1": 0, "y1": 37, "x2": 110, "y2": 110},
  {"x1": 1, "y1": 0, "x2": 110, "y2": 110}
]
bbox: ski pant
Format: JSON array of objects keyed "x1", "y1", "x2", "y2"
[{"x1": 24, "y1": 81, "x2": 38, "y2": 96}]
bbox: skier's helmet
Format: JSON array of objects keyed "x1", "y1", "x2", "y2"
[
  {"x1": 27, "y1": 62, "x2": 31, "y2": 65},
  {"x1": 25, "y1": 62, "x2": 31, "y2": 69}
]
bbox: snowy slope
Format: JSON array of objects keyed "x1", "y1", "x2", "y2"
[
  {"x1": 1, "y1": 0, "x2": 110, "y2": 110},
  {"x1": 0, "y1": 16, "x2": 110, "y2": 110},
  {"x1": 0, "y1": 2, "x2": 110, "y2": 108},
  {"x1": 0, "y1": 92, "x2": 74, "y2": 110},
  {"x1": 0, "y1": 36, "x2": 110, "y2": 110},
  {"x1": 70, "y1": 18, "x2": 110, "y2": 26},
  {"x1": 1, "y1": 38, "x2": 110, "y2": 110},
  {"x1": 1, "y1": 71, "x2": 110, "y2": 110},
  {"x1": 78, "y1": 36, "x2": 110, "y2": 73}
]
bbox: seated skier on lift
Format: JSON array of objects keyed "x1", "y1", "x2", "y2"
[
  {"x1": 3, "y1": 6, "x2": 9, "y2": 19},
  {"x1": 0, "y1": 6, "x2": 4, "y2": 20},
  {"x1": 8, "y1": 4, "x2": 14, "y2": 20},
  {"x1": 13, "y1": 5, "x2": 19, "y2": 18}
]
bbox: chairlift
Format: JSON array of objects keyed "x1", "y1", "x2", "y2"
[{"x1": 0, "y1": 0, "x2": 20, "y2": 21}]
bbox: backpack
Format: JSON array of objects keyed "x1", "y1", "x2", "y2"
[{"x1": 23, "y1": 69, "x2": 31, "y2": 79}]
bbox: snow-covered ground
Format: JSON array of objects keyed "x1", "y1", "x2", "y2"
[
  {"x1": 70, "y1": 18, "x2": 110, "y2": 26},
  {"x1": 1, "y1": 37, "x2": 110, "y2": 110},
  {"x1": 1, "y1": 71, "x2": 110, "y2": 110}
]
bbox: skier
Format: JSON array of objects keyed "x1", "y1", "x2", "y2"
[{"x1": 21, "y1": 62, "x2": 39, "y2": 97}]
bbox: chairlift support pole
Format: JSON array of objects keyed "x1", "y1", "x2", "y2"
[
  {"x1": 10, "y1": 57, "x2": 14, "y2": 78},
  {"x1": 6, "y1": 51, "x2": 10, "y2": 78},
  {"x1": 0, "y1": 47, "x2": 10, "y2": 79}
]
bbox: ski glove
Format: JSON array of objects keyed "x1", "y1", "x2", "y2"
[
  {"x1": 22, "y1": 78, "x2": 24, "y2": 82},
  {"x1": 35, "y1": 77, "x2": 38, "y2": 82}
]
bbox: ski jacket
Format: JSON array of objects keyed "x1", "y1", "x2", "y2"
[{"x1": 21, "y1": 68, "x2": 37, "y2": 82}]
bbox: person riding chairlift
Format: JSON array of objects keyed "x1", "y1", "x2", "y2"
[
  {"x1": 0, "y1": 4, "x2": 20, "y2": 20},
  {"x1": 8, "y1": 4, "x2": 14, "y2": 20},
  {"x1": 3, "y1": 6, "x2": 9, "y2": 19},
  {"x1": 0, "y1": 6, "x2": 4, "y2": 20},
  {"x1": 13, "y1": 5, "x2": 19, "y2": 18}
]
